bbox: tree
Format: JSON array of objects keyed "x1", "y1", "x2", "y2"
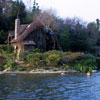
[
  {"x1": 63, "y1": 17, "x2": 96, "y2": 52},
  {"x1": 33, "y1": 9, "x2": 58, "y2": 31},
  {"x1": 87, "y1": 22, "x2": 98, "y2": 42},
  {"x1": 32, "y1": 0, "x2": 40, "y2": 15},
  {"x1": 0, "y1": 30, "x2": 7, "y2": 44},
  {"x1": 59, "y1": 28, "x2": 70, "y2": 51},
  {"x1": 8, "y1": 0, "x2": 27, "y2": 29}
]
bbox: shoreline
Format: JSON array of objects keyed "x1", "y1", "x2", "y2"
[
  {"x1": 0, "y1": 70, "x2": 78, "y2": 74},
  {"x1": 0, "y1": 69, "x2": 97, "y2": 75}
]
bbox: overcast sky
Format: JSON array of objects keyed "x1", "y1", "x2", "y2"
[{"x1": 23, "y1": 0, "x2": 100, "y2": 22}]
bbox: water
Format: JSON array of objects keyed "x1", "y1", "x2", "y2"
[{"x1": 0, "y1": 72, "x2": 100, "y2": 100}]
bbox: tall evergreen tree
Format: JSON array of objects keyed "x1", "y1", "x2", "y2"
[{"x1": 8, "y1": 0, "x2": 27, "y2": 29}]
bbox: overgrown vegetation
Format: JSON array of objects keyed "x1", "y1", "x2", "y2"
[{"x1": 0, "y1": 45, "x2": 99, "y2": 72}]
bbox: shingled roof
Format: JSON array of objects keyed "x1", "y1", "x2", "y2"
[
  {"x1": 11, "y1": 21, "x2": 44, "y2": 43},
  {"x1": 9, "y1": 24, "x2": 28, "y2": 37}
]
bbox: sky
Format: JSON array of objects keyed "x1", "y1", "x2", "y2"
[{"x1": 23, "y1": 0, "x2": 100, "y2": 22}]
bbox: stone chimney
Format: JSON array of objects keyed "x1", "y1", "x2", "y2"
[{"x1": 15, "y1": 19, "x2": 20, "y2": 39}]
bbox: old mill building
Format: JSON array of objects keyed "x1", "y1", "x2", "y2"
[{"x1": 8, "y1": 18, "x2": 60, "y2": 54}]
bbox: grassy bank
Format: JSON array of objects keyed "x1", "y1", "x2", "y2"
[{"x1": 0, "y1": 45, "x2": 100, "y2": 72}]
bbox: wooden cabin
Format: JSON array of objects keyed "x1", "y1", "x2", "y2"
[{"x1": 8, "y1": 19, "x2": 60, "y2": 54}]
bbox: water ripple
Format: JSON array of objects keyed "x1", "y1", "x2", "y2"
[{"x1": 0, "y1": 73, "x2": 100, "y2": 100}]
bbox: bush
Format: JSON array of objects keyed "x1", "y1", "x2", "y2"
[
  {"x1": 19, "y1": 51, "x2": 29, "y2": 61},
  {"x1": 0, "y1": 64, "x2": 4, "y2": 71},
  {"x1": 63, "y1": 52, "x2": 85, "y2": 61},
  {"x1": 73, "y1": 64, "x2": 95, "y2": 72},
  {"x1": 96, "y1": 57, "x2": 100, "y2": 69},
  {"x1": 0, "y1": 45, "x2": 14, "y2": 54},
  {"x1": 0, "y1": 56, "x2": 5, "y2": 65},
  {"x1": 5, "y1": 61, "x2": 16, "y2": 68},
  {"x1": 45, "y1": 54, "x2": 61, "y2": 66},
  {"x1": 12, "y1": 66, "x2": 26, "y2": 71},
  {"x1": 61, "y1": 65, "x2": 70, "y2": 70},
  {"x1": 29, "y1": 48, "x2": 41, "y2": 53},
  {"x1": 26, "y1": 53, "x2": 42, "y2": 67},
  {"x1": 0, "y1": 30, "x2": 7, "y2": 44},
  {"x1": 3, "y1": 53, "x2": 16, "y2": 61},
  {"x1": 18, "y1": 50, "x2": 98, "y2": 72},
  {"x1": 72, "y1": 59, "x2": 97, "y2": 72},
  {"x1": 85, "y1": 54, "x2": 96, "y2": 60}
]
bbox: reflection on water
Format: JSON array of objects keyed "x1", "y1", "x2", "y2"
[{"x1": 0, "y1": 72, "x2": 100, "y2": 100}]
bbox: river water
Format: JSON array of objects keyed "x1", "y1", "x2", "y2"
[{"x1": 0, "y1": 72, "x2": 100, "y2": 100}]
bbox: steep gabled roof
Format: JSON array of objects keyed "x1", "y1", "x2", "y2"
[
  {"x1": 19, "y1": 24, "x2": 28, "y2": 35},
  {"x1": 9, "y1": 24, "x2": 28, "y2": 37},
  {"x1": 11, "y1": 21, "x2": 44, "y2": 43}
]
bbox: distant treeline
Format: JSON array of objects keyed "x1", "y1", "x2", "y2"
[{"x1": 0, "y1": 0, "x2": 100, "y2": 55}]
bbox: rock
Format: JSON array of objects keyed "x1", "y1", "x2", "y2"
[
  {"x1": 68, "y1": 69, "x2": 77, "y2": 73},
  {"x1": 3, "y1": 67, "x2": 11, "y2": 72},
  {"x1": 92, "y1": 70, "x2": 97, "y2": 73},
  {"x1": 0, "y1": 72, "x2": 4, "y2": 74},
  {"x1": 10, "y1": 73, "x2": 16, "y2": 76},
  {"x1": 61, "y1": 58, "x2": 69, "y2": 64}
]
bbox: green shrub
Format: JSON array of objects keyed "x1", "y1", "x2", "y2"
[
  {"x1": 0, "y1": 45, "x2": 14, "y2": 54},
  {"x1": 44, "y1": 67, "x2": 50, "y2": 70},
  {"x1": 5, "y1": 61, "x2": 16, "y2": 68},
  {"x1": 73, "y1": 64, "x2": 83, "y2": 72},
  {"x1": 72, "y1": 59, "x2": 97, "y2": 72},
  {"x1": 0, "y1": 45, "x2": 15, "y2": 61},
  {"x1": 61, "y1": 65, "x2": 70, "y2": 70},
  {"x1": 85, "y1": 54, "x2": 96, "y2": 60},
  {"x1": 3, "y1": 53, "x2": 16, "y2": 61},
  {"x1": 45, "y1": 54, "x2": 61, "y2": 67},
  {"x1": 29, "y1": 48, "x2": 41, "y2": 53},
  {"x1": 82, "y1": 59, "x2": 97, "y2": 67},
  {"x1": 63, "y1": 52, "x2": 85, "y2": 61},
  {"x1": 26, "y1": 53, "x2": 42, "y2": 67},
  {"x1": 96, "y1": 57, "x2": 100, "y2": 69},
  {"x1": 73, "y1": 64, "x2": 92, "y2": 72},
  {"x1": 12, "y1": 66, "x2": 26, "y2": 71},
  {"x1": 0, "y1": 56, "x2": 5, "y2": 64},
  {"x1": 19, "y1": 51, "x2": 29, "y2": 61},
  {"x1": 0, "y1": 64, "x2": 4, "y2": 71}
]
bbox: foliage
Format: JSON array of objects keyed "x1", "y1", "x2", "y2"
[
  {"x1": 0, "y1": 0, "x2": 99, "y2": 55},
  {"x1": 71, "y1": 59, "x2": 97, "y2": 72},
  {"x1": 11, "y1": 66, "x2": 26, "y2": 71},
  {"x1": 5, "y1": 61, "x2": 16, "y2": 68},
  {"x1": 45, "y1": 54, "x2": 61, "y2": 66},
  {"x1": 0, "y1": 45, "x2": 15, "y2": 61},
  {"x1": 0, "y1": 48, "x2": 99, "y2": 72},
  {"x1": 26, "y1": 53, "x2": 42, "y2": 67},
  {"x1": 63, "y1": 52, "x2": 85, "y2": 61},
  {"x1": 59, "y1": 26, "x2": 70, "y2": 51},
  {"x1": 0, "y1": 64, "x2": 4, "y2": 71},
  {"x1": 0, "y1": 30, "x2": 7, "y2": 44},
  {"x1": 61, "y1": 65, "x2": 70, "y2": 70},
  {"x1": 29, "y1": 48, "x2": 41, "y2": 53},
  {"x1": 82, "y1": 59, "x2": 97, "y2": 67},
  {"x1": 8, "y1": 0, "x2": 27, "y2": 29},
  {"x1": 19, "y1": 50, "x2": 86, "y2": 68},
  {"x1": 0, "y1": 0, "x2": 100, "y2": 72},
  {"x1": 3, "y1": 52, "x2": 16, "y2": 61},
  {"x1": 96, "y1": 57, "x2": 100, "y2": 69},
  {"x1": 0, "y1": 56, "x2": 5, "y2": 65},
  {"x1": 19, "y1": 51, "x2": 31, "y2": 61},
  {"x1": 0, "y1": 45, "x2": 14, "y2": 53}
]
